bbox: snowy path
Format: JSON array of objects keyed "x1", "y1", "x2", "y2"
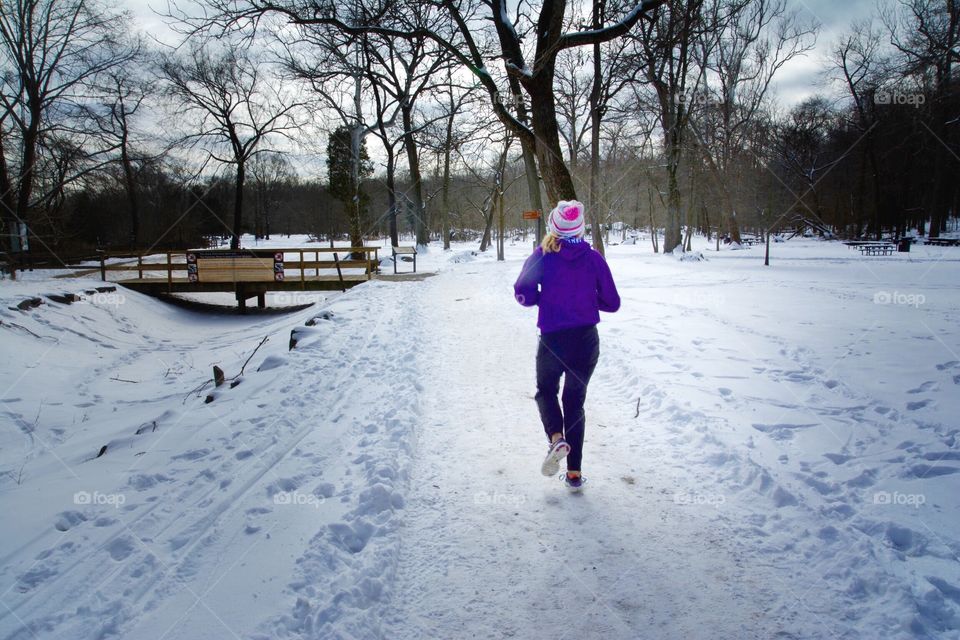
[
  {"x1": 3, "y1": 239, "x2": 959, "y2": 639},
  {"x1": 384, "y1": 263, "x2": 815, "y2": 639}
]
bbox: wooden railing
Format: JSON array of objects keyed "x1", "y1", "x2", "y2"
[{"x1": 95, "y1": 247, "x2": 381, "y2": 288}]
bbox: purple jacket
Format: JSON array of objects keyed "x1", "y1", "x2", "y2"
[{"x1": 514, "y1": 240, "x2": 621, "y2": 333}]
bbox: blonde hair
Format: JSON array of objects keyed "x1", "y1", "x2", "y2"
[{"x1": 541, "y1": 233, "x2": 562, "y2": 254}]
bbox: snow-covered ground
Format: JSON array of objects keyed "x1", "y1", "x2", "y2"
[{"x1": 1, "y1": 237, "x2": 959, "y2": 639}]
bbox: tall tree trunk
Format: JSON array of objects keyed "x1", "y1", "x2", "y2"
[
  {"x1": 496, "y1": 180, "x2": 505, "y2": 261},
  {"x1": 349, "y1": 69, "x2": 366, "y2": 256},
  {"x1": 648, "y1": 184, "x2": 659, "y2": 254},
  {"x1": 401, "y1": 103, "x2": 428, "y2": 246},
  {"x1": 479, "y1": 195, "x2": 495, "y2": 252},
  {"x1": 120, "y1": 131, "x2": 140, "y2": 247},
  {"x1": 386, "y1": 151, "x2": 398, "y2": 247},
  {"x1": 348, "y1": 124, "x2": 365, "y2": 256},
  {"x1": 664, "y1": 137, "x2": 683, "y2": 253},
  {"x1": 480, "y1": 136, "x2": 512, "y2": 252},
  {"x1": 528, "y1": 75, "x2": 578, "y2": 205},
  {"x1": 503, "y1": 74, "x2": 545, "y2": 235},
  {"x1": 232, "y1": 160, "x2": 245, "y2": 249},
  {"x1": 16, "y1": 115, "x2": 41, "y2": 231},
  {"x1": 0, "y1": 122, "x2": 16, "y2": 273},
  {"x1": 441, "y1": 109, "x2": 453, "y2": 250},
  {"x1": 588, "y1": 0, "x2": 606, "y2": 256}
]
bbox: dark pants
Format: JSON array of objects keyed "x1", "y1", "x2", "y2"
[{"x1": 535, "y1": 325, "x2": 600, "y2": 472}]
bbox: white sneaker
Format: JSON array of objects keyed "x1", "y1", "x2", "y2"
[
  {"x1": 562, "y1": 472, "x2": 586, "y2": 492},
  {"x1": 541, "y1": 439, "x2": 571, "y2": 477}
]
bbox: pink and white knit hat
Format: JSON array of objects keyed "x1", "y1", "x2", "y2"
[{"x1": 547, "y1": 200, "x2": 586, "y2": 238}]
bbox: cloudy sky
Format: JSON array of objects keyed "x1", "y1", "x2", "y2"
[
  {"x1": 126, "y1": 0, "x2": 887, "y2": 108},
  {"x1": 769, "y1": 0, "x2": 886, "y2": 106}
]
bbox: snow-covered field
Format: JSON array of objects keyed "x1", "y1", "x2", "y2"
[{"x1": 1, "y1": 237, "x2": 959, "y2": 639}]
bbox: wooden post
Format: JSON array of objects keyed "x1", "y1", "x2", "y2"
[
  {"x1": 167, "y1": 253, "x2": 172, "y2": 292},
  {"x1": 138, "y1": 254, "x2": 143, "y2": 279},
  {"x1": 99, "y1": 251, "x2": 106, "y2": 281},
  {"x1": 333, "y1": 252, "x2": 346, "y2": 292},
  {"x1": 765, "y1": 227, "x2": 771, "y2": 266}
]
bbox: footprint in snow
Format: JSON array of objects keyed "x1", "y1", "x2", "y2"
[
  {"x1": 772, "y1": 486, "x2": 799, "y2": 507},
  {"x1": 752, "y1": 423, "x2": 817, "y2": 442},
  {"x1": 908, "y1": 464, "x2": 960, "y2": 478},
  {"x1": 907, "y1": 381, "x2": 938, "y2": 394},
  {"x1": 107, "y1": 536, "x2": 135, "y2": 561},
  {"x1": 15, "y1": 565, "x2": 59, "y2": 593},
  {"x1": 886, "y1": 524, "x2": 924, "y2": 553},
  {"x1": 127, "y1": 473, "x2": 173, "y2": 491},
  {"x1": 327, "y1": 521, "x2": 375, "y2": 554},
  {"x1": 54, "y1": 510, "x2": 87, "y2": 532},
  {"x1": 906, "y1": 399, "x2": 932, "y2": 411},
  {"x1": 823, "y1": 453, "x2": 851, "y2": 465},
  {"x1": 922, "y1": 451, "x2": 960, "y2": 461},
  {"x1": 926, "y1": 577, "x2": 960, "y2": 605},
  {"x1": 935, "y1": 361, "x2": 958, "y2": 371},
  {"x1": 171, "y1": 448, "x2": 211, "y2": 461}
]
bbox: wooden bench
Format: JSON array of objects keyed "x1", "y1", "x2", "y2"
[
  {"x1": 924, "y1": 238, "x2": 960, "y2": 247},
  {"x1": 392, "y1": 246, "x2": 417, "y2": 274}
]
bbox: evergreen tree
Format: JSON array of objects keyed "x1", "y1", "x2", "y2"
[{"x1": 326, "y1": 125, "x2": 373, "y2": 252}]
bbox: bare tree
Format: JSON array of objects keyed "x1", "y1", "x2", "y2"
[
  {"x1": 832, "y1": 20, "x2": 888, "y2": 238},
  {"x1": 361, "y1": 12, "x2": 457, "y2": 247},
  {"x1": 627, "y1": 0, "x2": 711, "y2": 253},
  {"x1": 885, "y1": 0, "x2": 960, "y2": 237},
  {"x1": 426, "y1": 69, "x2": 482, "y2": 250},
  {"x1": 85, "y1": 37, "x2": 159, "y2": 247},
  {"x1": 555, "y1": 46, "x2": 593, "y2": 172},
  {"x1": 160, "y1": 45, "x2": 304, "y2": 249},
  {"x1": 769, "y1": 96, "x2": 838, "y2": 227},
  {"x1": 249, "y1": 151, "x2": 296, "y2": 240},
  {"x1": 690, "y1": 0, "x2": 816, "y2": 244},
  {"x1": 182, "y1": 0, "x2": 665, "y2": 214},
  {"x1": 0, "y1": 0, "x2": 133, "y2": 266}
]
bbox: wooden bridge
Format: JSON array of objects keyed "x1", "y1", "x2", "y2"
[{"x1": 93, "y1": 247, "x2": 382, "y2": 310}]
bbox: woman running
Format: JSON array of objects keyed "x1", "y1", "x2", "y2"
[{"x1": 513, "y1": 200, "x2": 621, "y2": 491}]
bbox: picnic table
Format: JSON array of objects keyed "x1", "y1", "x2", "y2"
[
  {"x1": 924, "y1": 237, "x2": 960, "y2": 247},
  {"x1": 858, "y1": 243, "x2": 895, "y2": 256}
]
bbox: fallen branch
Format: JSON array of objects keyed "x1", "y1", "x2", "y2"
[
  {"x1": 635, "y1": 397, "x2": 641, "y2": 419},
  {"x1": 183, "y1": 335, "x2": 269, "y2": 403},
  {"x1": 110, "y1": 376, "x2": 139, "y2": 383},
  {"x1": 236, "y1": 336, "x2": 269, "y2": 377},
  {"x1": 0, "y1": 319, "x2": 57, "y2": 341}
]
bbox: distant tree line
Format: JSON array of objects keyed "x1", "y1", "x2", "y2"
[{"x1": 1, "y1": 0, "x2": 957, "y2": 270}]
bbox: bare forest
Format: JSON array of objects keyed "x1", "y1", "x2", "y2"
[{"x1": 2, "y1": 0, "x2": 958, "y2": 266}]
